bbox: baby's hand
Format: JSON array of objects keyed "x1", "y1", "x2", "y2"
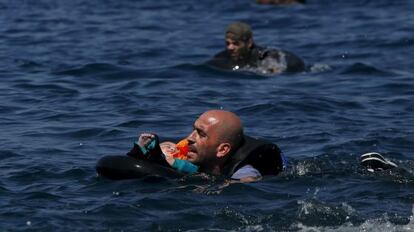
[
  {"x1": 164, "y1": 154, "x2": 175, "y2": 166},
  {"x1": 138, "y1": 133, "x2": 155, "y2": 148}
]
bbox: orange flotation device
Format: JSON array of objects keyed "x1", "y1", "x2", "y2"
[{"x1": 172, "y1": 139, "x2": 189, "y2": 160}]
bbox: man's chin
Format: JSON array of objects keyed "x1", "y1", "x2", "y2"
[
  {"x1": 227, "y1": 52, "x2": 239, "y2": 60},
  {"x1": 230, "y1": 55, "x2": 240, "y2": 61}
]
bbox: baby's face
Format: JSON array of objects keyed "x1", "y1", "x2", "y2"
[{"x1": 160, "y1": 142, "x2": 178, "y2": 156}]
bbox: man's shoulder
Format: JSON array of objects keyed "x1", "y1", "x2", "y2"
[
  {"x1": 212, "y1": 50, "x2": 228, "y2": 58},
  {"x1": 258, "y1": 47, "x2": 305, "y2": 72},
  {"x1": 206, "y1": 50, "x2": 234, "y2": 69}
]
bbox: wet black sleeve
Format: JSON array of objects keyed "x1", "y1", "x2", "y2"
[
  {"x1": 283, "y1": 51, "x2": 305, "y2": 72},
  {"x1": 206, "y1": 50, "x2": 234, "y2": 69},
  {"x1": 126, "y1": 143, "x2": 145, "y2": 159},
  {"x1": 263, "y1": 49, "x2": 305, "y2": 72},
  {"x1": 126, "y1": 137, "x2": 171, "y2": 168}
]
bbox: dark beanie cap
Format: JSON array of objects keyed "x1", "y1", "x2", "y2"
[{"x1": 225, "y1": 22, "x2": 253, "y2": 41}]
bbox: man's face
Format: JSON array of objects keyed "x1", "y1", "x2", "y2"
[
  {"x1": 186, "y1": 114, "x2": 221, "y2": 166},
  {"x1": 225, "y1": 34, "x2": 252, "y2": 60}
]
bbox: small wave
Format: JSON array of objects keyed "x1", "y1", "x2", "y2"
[
  {"x1": 0, "y1": 150, "x2": 23, "y2": 161},
  {"x1": 238, "y1": 103, "x2": 282, "y2": 114},
  {"x1": 19, "y1": 127, "x2": 110, "y2": 141},
  {"x1": 309, "y1": 63, "x2": 333, "y2": 73},
  {"x1": 56, "y1": 167, "x2": 90, "y2": 180},
  {"x1": 0, "y1": 105, "x2": 25, "y2": 114},
  {"x1": 293, "y1": 210, "x2": 414, "y2": 231},
  {"x1": 53, "y1": 63, "x2": 132, "y2": 78},
  {"x1": 56, "y1": 128, "x2": 108, "y2": 139},
  {"x1": 53, "y1": 62, "x2": 189, "y2": 83},
  {"x1": 378, "y1": 83, "x2": 414, "y2": 96},
  {"x1": 12, "y1": 82, "x2": 80, "y2": 97},
  {"x1": 297, "y1": 199, "x2": 360, "y2": 227},
  {"x1": 22, "y1": 191, "x2": 62, "y2": 201},
  {"x1": 14, "y1": 58, "x2": 44, "y2": 69},
  {"x1": 340, "y1": 62, "x2": 394, "y2": 76},
  {"x1": 5, "y1": 166, "x2": 61, "y2": 184}
]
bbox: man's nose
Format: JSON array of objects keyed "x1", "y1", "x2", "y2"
[
  {"x1": 186, "y1": 130, "x2": 196, "y2": 144},
  {"x1": 227, "y1": 44, "x2": 235, "y2": 50}
]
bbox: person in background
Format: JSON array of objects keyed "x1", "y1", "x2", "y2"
[{"x1": 207, "y1": 22, "x2": 305, "y2": 74}]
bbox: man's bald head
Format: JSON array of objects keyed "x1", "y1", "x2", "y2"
[
  {"x1": 186, "y1": 110, "x2": 245, "y2": 175},
  {"x1": 200, "y1": 110, "x2": 244, "y2": 150}
]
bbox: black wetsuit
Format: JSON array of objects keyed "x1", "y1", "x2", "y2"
[
  {"x1": 222, "y1": 136, "x2": 285, "y2": 178},
  {"x1": 207, "y1": 44, "x2": 305, "y2": 73}
]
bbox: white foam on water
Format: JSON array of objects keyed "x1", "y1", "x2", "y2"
[
  {"x1": 256, "y1": 52, "x2": 287, "y2": 75},
  {"x1": 238, "y1": 51, "x2": 288, "y2": 75},
  {"x1": 292, "y1": 204, "x2": 414, "y2": 232},
  {"x1": 310, "y1": 63, "x2": 332, "y2": 73}
]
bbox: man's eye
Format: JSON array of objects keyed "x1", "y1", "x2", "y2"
[{"x1": 197, "y1": 130, "x2": 206, "y2": 138}]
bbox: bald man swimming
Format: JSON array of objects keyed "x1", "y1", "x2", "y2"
[{"x1": 128, "y1": 110, "x2": 285, "y2": 182}]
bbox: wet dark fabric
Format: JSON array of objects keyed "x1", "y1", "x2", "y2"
[
  {"x1": 127, "y1": 139, "x2": 171, "y2": 168},
  {"x1": 207, "y1": 44, "x2": 305, "y2": 73},
  {"x1": 222, "y1": 136, "x2": 284, "y2": 177}
]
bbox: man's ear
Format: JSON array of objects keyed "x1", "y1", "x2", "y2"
[
  {"x1": 247, "y1": 38, "x2": 253, "y2": 49},
  {"x1": 217, "y1": 143, "x2": 231, "y2": 157}
]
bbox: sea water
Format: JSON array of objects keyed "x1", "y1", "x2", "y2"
[{"x1": 0, "y1": 0, "x2": 413, "y2": 231}]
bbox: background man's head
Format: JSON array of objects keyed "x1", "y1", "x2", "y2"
[{"x1": 225, "y1": 22, "x2": 254, "y2": 61}]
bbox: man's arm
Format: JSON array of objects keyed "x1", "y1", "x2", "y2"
[{"x1": 206, "y1": 50, "x2": 235, "y2": 69}]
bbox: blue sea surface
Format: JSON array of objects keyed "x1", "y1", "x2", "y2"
[{"x1": 1, "y1": 0, "x2": 414, "y2": 231}]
